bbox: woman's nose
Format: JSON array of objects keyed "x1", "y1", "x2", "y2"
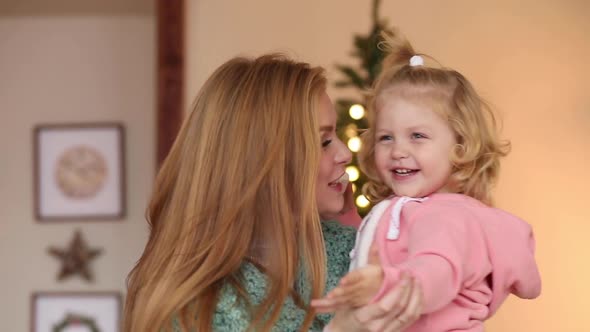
[{"x1": 335, "y1": 140, "x2": 352, "y2": 164}]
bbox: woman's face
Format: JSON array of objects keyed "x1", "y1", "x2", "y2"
[{"x1": 316, "y1": 92, "x2": 352, "y2": 219}]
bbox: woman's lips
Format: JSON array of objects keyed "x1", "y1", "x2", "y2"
[{"x1": 329, "y1": 173, "x2": 349, "y2": 193}]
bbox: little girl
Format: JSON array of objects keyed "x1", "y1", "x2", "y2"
[{"x1": 312, "y1": 30, "x2": 541, "y2": 331}]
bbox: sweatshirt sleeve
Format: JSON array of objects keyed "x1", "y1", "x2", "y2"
[
  {"x1": 485, "y1": 209, "x2": 541, "y2": 314},
  {"x1": 375, "y1": 206, "x2": 488, "y2": 314}
]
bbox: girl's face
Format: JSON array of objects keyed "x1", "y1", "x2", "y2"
[
  {"x1": 374, "y1": 96, "x2": 457, "y2": 198},
  {"x1": 316, "y1": 92, "x2": 352, "y2": 219}
]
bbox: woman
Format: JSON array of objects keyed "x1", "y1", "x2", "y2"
[{"x1": 124, "y1": 54, "x2": 421, "y2": 331}]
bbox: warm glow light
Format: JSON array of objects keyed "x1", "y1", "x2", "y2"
[
  {"x1": 349, "y1": 104, "x2": 365, "y2": 120},
  {"x1": 352, "y1": 183, "x2": 357, "y2": 193},
  {"x1": 346, "y1": 166, "x2": 360, "y2": 182},
  {"x1": 345, "y1": 124, "x2": 358, "y2": 138},
  {"x1": 347, "y1": 136, "x2": 362, "y2": 152},
  {"x1": 355, "y1": 194, "x2": 370, "y2": 208}
]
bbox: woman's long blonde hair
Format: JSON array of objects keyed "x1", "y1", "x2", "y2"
[
  {"x1": 124, "y1": 54, "x2": 327, "y2": 332},
  {"x1": 360, "y1": 29, "x2": 510, "y2": 205}
]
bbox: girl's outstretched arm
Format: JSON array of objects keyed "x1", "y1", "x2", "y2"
[
  {"x1": 313, "y1": 265, "x2": 384, "y2": 311},
  {"x1": 324, "y1": 274, "x2": 422, "y2": 332},
  {"x1": 315, "y1": 245, "x2": 423, "y2": 332}
]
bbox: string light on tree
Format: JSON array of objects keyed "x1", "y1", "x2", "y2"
[
  {"x1": 345, "y1": 124, "x2": 358, "y2": 138},
  {"x1": 355, "y1": 194, "x2": 370, "y2": 208},
  {"x1": 333, "y1": 0, "x2": 392, "y2": 216},
  {"x1": 347, "y1": 136, "x2": 362, "y2": 152},
  {"x1": 346, "y1": 166, "x2": 360, "y2": 182},
  {"x1": 349, "y1": 104, "x2": 365, "y2": 120}
]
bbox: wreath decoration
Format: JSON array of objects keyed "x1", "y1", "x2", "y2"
[{"x1": 52, "y1": 313, "x2": 100, "y2": 332}]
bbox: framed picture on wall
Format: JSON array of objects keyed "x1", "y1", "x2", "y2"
[
  {"x1": 31, "y1": 292, "x2": 121, "y2": 332},
  {"x1": 33, "y1": 123, "x2": 126, "y2": 221}
]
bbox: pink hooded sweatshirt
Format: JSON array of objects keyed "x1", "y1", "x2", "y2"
[{"x1": 349, "y1": 193, "x2": 541, "y2": 331}]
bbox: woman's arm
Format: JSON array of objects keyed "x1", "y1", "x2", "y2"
[
  {"x1": 212, "y1": 264, "x2": 324, "y2": 331},
  {"x1": 213, "y1": 287, "x2": 318, "y2": 331}
]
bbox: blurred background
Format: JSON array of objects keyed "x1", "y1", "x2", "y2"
[{"x1": 1, "y1": 0, "x2": 588, "y2": 330}]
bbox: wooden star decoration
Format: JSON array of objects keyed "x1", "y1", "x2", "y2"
[{"x1": 47, "y1": 230, "x2": 102, "y2": 282}]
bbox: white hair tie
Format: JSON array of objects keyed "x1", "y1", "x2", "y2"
[{"x1": 409, "y1": 55, "x2": 424, "y2": 67}]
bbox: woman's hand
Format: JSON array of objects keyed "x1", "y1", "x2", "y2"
[{"x1": 325, "y1": 273, "x2": 422, "y2": 332}]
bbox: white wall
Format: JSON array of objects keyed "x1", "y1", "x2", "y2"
[
  {"x1": 0, "y1": 1, "x2": 155, "y2": 330},
  {"x1": 186, "y1": 0, "x2": 590, "y2": 330}
]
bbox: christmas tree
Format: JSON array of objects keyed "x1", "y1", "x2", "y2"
[{"x1": 335, "y1": 0, "x2": 393, "y2": 216}]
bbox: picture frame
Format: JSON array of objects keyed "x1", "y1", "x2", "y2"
[
  {"x1": 33, "y1": 123, "x2": 126, "y2": 221},
  {"x1": 31, "y1": 291, "x2": 122, "y2": 332}
]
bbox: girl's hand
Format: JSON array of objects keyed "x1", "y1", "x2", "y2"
[
  {"x1": 323, "y1": 244, "x2": 423, "y2": 331},
  {"x1": 312, "y1": 242, "x2": 384, "y2": 312},
  {"x1": 325, "y1": 274, "x2": 422, "y2": 332},
  {"x1": 313, "y1": 265, "x2": 384, "y2": 311}
]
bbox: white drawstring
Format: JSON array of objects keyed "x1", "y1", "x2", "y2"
[
  {"x1": 349, "y1": 196, "x2": 428, "y2": 270},
  {"x1": 349, "y1": 198, "x2": 391, "y2": 270},
  {"x1": 386, "y1": 196, "x2": 428, "y2": 240}
]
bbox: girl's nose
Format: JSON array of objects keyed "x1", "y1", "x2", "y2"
[{"x1": 391, "y1": 143, "x2": 409, "y2": 160}]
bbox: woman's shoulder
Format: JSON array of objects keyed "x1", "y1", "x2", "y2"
[
  {"x1": 210, "y1": 263, "x2": 267, "y2": 330},
  {"x1": 321, "y1": 220, "x2": 356, "y2": 243},
  {"x1": 322, "y1": 220, "x2": 356, "y2": 259},
  {"x1": 321, "y1": 220, "x2": 356, "y2": 260},
  {"x1": 217, "y1": 263, "x2": 268, "y2": 308},
  {"x1": 321, "y1": 220, "x2": 356, "y2": 292}
]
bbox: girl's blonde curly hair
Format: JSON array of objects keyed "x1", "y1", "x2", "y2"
[{"x1": 359, "y1": 29, "x2": 510, "y2": 206}]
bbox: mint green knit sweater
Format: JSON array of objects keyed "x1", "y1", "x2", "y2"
[{"x1": 171, "y1": 220, "x2": 356, "y2": 332}]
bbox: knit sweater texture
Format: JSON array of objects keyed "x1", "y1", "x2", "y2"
[{"x1": 171, "y1": 220, "x2": 356, "y2": 331}]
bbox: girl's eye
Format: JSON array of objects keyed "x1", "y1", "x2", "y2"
[
  {"x1": 322, "y1": 139, "x2": 332, "y2": 148},
  {"x1": 411, "y1": 133, "x2": 427, "y2": 139},
  {"x1": 378, "y1": 135, "x2": 393, "y2": 142}
]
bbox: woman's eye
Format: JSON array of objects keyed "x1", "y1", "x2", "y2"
[
  {"x1": 411, "y1": 133, "x2": 427, "y2": 139},
  {"x1": 378, "y1": 135, "x2": 392, "y2": 142},
  {"x1": 322, "y1": 139, "x2": 332, "y2": 148}
]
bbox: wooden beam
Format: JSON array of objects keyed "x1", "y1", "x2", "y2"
[{"x1": 156, "y1": 0, "x2": 184, "y2": 168}]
